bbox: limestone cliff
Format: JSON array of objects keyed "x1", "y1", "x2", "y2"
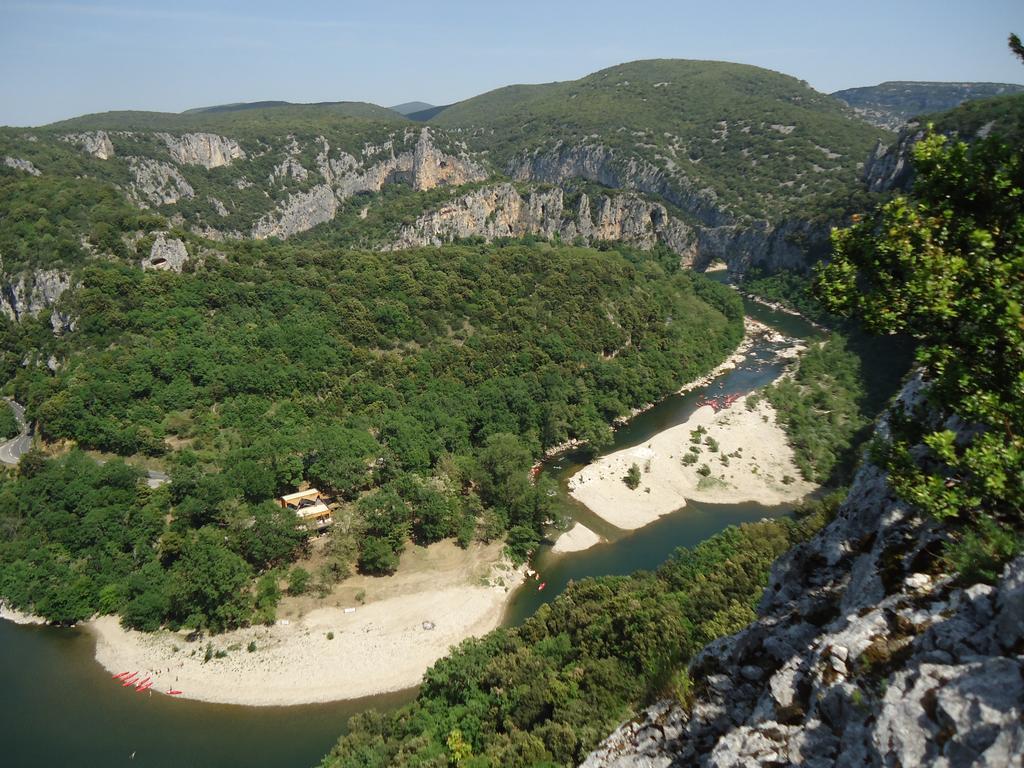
[
  {"x1": 581, "y1": 376, "x2": 1024, "y2": 768},
  {"x1": 61, "y1": 131, "x2": 115, "y2": 160},
  {"x1": 127, "y1": 157, "x2": 195, "y2": 207},
  {"x1": 388, "y1": 183, "x2": 697, "y2": 260},
  {"x1": 156, "y1": 132, "x2": 246, "y2": 168},
  {"x1": 862, "y1": 125, "x2": 923, "y2": 193},
  {"x1": 253, "y1": 128, "x2": 487, "y2": 240},
  {"x1": 508, "y1": 142, "x2": 824, "y2": 273},
  {"x1": 509, "y1": 142, "x2": 728, "y2": 228},
  {"x1": 252, "y1": 184, "x2": 338, "y2": 240},
  {"x1": 0, "y1": 263, "x2": 74, "y2": 333},
  {"x1": 4, "y1": 156, "x2": 41, "y2": 176},
  {"x1": 142, "y1": 234, "x2": 189, "y2": 272}
]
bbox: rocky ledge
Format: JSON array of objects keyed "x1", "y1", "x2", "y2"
[
  {"x1": 582, "y1": 378, "x2": 1024, "y2": 768},
  {"x1": 388, "y1": 183, "x2": 696, "y2": 260},
  {"x1": 505, "y1": 142, "x2": 823, "y2": 273}
]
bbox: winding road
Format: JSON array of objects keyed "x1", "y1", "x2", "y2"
[
  {"x1": 0, "y1": 399, "x2": 32, "y2": 465},
  {"x1": 0, "y1": 398, "x2": 168, "y2": 486}
]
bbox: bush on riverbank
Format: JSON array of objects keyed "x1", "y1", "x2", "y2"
[{"x1": 764, "y1": 335, "x2": 868, "y2": 484}]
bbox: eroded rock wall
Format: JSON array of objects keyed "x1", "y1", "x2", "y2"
[
  {"x1": 581, "y1": 377, "x2": 1024, "y2": 768},
  {"x1": 387, "y1": 182, "x2": 699, "y2": 262}
]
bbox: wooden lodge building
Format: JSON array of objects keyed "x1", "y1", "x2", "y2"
[{"x1": 278, "y1": 488, "x2": 333, "y2": 531}]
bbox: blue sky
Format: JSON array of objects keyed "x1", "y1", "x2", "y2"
[{"x1": 1, "y1": 0, "x2": 1022, "y2": 126}]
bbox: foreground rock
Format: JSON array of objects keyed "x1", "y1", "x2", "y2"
[{"x1": 581, "y1": 378, "x2": 1024, "y2": 767}]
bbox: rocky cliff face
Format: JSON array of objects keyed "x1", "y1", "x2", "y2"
[
  {"x1": 0, "y1": 264, "x2": 74, "y2": 333},
  {"x1": 61, "y1": 131, "x2": 115, "y2": 160},
  {"x1": 862, "y1": 125, "x2": 923, "y2": 193},
  {"x1": 142, "y1": 234, "x2": 189, "y2": 272},
  {"x1": 388, "y1": 182, "x2": 698, "y2": 260},
  {"x1": 507, "y1": 142, "x2": 825, "y2": 273},
  {"x1": 127, "y1": 157, "x2": 196, "y2": 207},
  {"x1": 4, "y1": 156, "x2": 41, "y2": 176},
  {"x1": 581, "y1": 377, "x2": 1024, "y2": 768},
  {"x1": 252, "y1": 184, "x2": 339, "y2": 240},
  {"x1": 156, "y1": 132, "x2": 246, "y2": 168},
  {"x1": 253, "y1": 128, "x2": 487, "y2": 240},
  {"x1": 509, "y1": 142, "x2": 728, "y2": 229}
]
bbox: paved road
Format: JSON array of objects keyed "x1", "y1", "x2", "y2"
[
  {"x1": 0, "y1": 399, "x2": 31, "y2": 466},
  {"x1": 0, "y1": 399, "x2": 169, "y2": 487}
]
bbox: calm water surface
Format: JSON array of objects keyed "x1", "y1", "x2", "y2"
[{"x1": 0, "y1": 293, "x2": 822, "y2": 768}]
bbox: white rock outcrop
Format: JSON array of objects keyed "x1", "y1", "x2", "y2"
[
  {"x1": 156, "y1": 132, "x2": 245, "y2": 169},
  {"x1": 251, "y1": 184, "x2": 338, "y2": 240},
  {"x1": 0, "y1": 266, "x2": 74, "y2": 332},
  {"x1": 388, "y1": 182, "x2": 695, "y2": 260},
  {"x1": 127, "y1": 157, "x2": 195, "y2": 207},
  {"x1": 61, "y1": 131, "x2": 115, "y2": 160},
  {"x1": 252, "y1": 129, "x2": 487, "y2": 240},
  {"x1": 142, "y1": 234, "x2": 189, "y2": 272},
  {"x1": 4, "y1": 157, "x2": 41, "y2": 176}
]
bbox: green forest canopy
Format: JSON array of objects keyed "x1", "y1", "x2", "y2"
[{"x1": 0, "y1": 241, "x2": 743, "y2": 630}]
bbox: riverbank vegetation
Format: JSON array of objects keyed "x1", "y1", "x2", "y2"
[
  {"x1": 0, "y1": 242, "x2": 742, "y2": 629},
  {"x1": 320, "y1": 496, "x2": 836, "y2": 768},
  {"x1": 760, "y1": 335, "x2": 867, "y2": 484}
]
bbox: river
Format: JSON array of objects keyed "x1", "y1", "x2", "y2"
[{"x1": 0, "y1": 292, "x2": 824, "y2": 768}]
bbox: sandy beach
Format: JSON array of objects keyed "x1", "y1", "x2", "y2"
[
  {"x1": 568, "y1": 394, "x2": 816, "y2": 530},
  {"x1": 88, "y1": 540, "x2": 525, "y2": 706},
  {"x1": 0, "y1": 602, "x2": 47, "y2": 625},
  {"x1": 551, "y1": 522, "x2": 603, "y2": 553}
]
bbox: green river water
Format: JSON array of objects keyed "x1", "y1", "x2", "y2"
[{"x1": 0, "y1": 294, "x2": 826, "y2": 768}]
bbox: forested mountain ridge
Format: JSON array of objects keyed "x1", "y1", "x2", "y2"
[
  {"x1": 0, "y1": 59, "x2": 893, "y2": 337},
  {"x1": 832, "y1": 80, "x2": 1024, "y2": 130},
  {"x1": 428, "y1": 60, "x2": 886, "y2": 222}
]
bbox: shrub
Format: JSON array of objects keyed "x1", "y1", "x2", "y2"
[{"x1": 287, "y1": 567, "x2": 312, "y2": 596}]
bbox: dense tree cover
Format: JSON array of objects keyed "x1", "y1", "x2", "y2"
[
  {"x1": 321, "y1": 500, "x2": 834, "y2": 768},
  {"x1": 0, "y1": 400, "x2": 18, "y2": 440},
  {"x1": 817, "y1": 127, "x2": 1024, "y2": 575},
  {"x1": 0, "y1": 165, "x2": 164, "y2": 272},
  {"x1": 761, "y1": 336, "x2": 867, "y2": 484},
  {"x1": 0, "y1": 242, "x2": 742, "y2": 628}
]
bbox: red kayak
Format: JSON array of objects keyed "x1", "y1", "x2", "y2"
[
  {"x1": 134, "y1": 676, "x2": 152, "y2": 689},
  {"x1": 167, "y1": 690, "x2": 183, "y2": 696},
  {"x1": 538, "y1": 582, "x2": 546, "y2": 591},
  {"x1": 136, "y1": 682, "x2": 153, "y2": 693},
  {"x1": 121, "y1": 673, "x2": 140, "y2": 687},
  {"x1": 112, "y1": 671, "x2": 131, "y2": 680}
]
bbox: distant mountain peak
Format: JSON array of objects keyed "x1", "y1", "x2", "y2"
[
  {"x1": 388, "y1": 101, "x2": 435, "y2": 116},
  {"x1": 831, "y1": 81, "x2": 1024, "y2": 130}
]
